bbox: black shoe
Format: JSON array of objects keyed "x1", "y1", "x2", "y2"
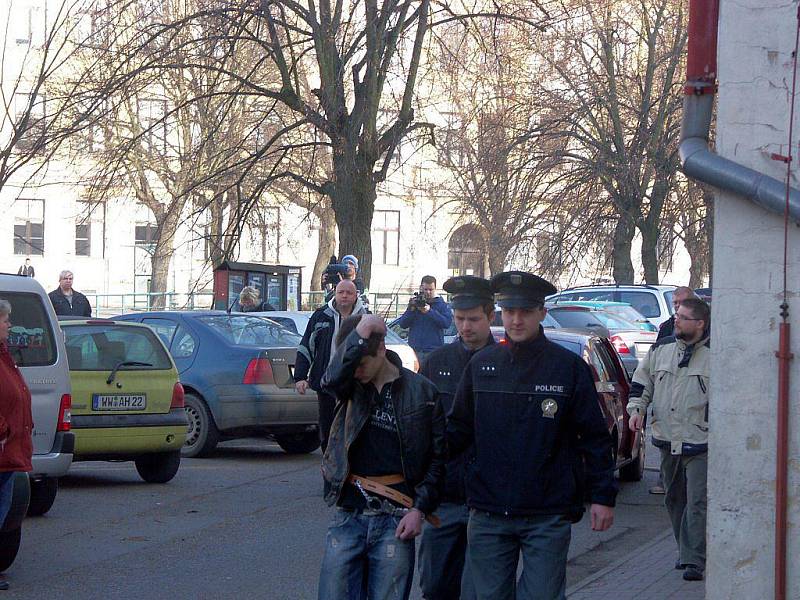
[
  {"x1": 675, "y1": 560, "x2": 687, "y2": 570},
  {"x1": 0, "y1": 580, "x2": 9, "y2": 591},
  {"x1": 683, "y1": 565, "x2": 704, "y2": 581}
]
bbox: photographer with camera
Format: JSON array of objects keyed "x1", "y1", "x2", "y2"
[
  {"x1": 396, "y1": 275, "x2": 452, "y2": 362},
  {"x1": 321, "y1": 255, "x2": 366, "y2": 304},
  {"x1": 294, "y1": 279, "x2": 370, "y2": 452}
]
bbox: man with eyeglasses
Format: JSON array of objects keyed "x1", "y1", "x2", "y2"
[{"x1": 627, "y1": 297, "x2": 711, "y2": 582}]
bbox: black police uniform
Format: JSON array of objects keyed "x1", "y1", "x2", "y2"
[
  {"x1": 418, "y1": 276, "x2": 494, "y2": 600},
  {"x1": 447, "y1": 271, "x2": 617, "y2": 600}
]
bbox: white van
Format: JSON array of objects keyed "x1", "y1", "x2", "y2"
[{"x1": 0, "y1": 274, "x2": 73, "y2": 515}]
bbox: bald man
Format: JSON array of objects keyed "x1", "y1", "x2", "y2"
[{"x1": 294, "y1": 279, "x2": 370, "y2": 451}]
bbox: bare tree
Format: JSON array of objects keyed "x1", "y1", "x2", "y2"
[
  {"x1": 0, "y1": 1, "x2": 120, "y2": 199},
  {"x1": 535, "y1": 0, "x2": 688, "y2": 283}
]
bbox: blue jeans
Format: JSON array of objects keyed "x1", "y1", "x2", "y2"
[
  {"x1": 0, "y1": 472, "x2": 14, "y2": 527},
  {"x1": 467, "y1": 510, "x2": 571, "y2": 600},
  {"x1": 418, "y1": 502, "x2": 475, "y2": 600},
  {"x1": 318, "y1": 509, "x2": 415, "y2": 600}
]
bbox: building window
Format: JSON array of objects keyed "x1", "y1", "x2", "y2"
[
  {"x1": 135, "y1": 223, "x2": 159, "y2": 248},
  {"x1": 14, "y1": 93, "x2": 46, "y2": 153},
  {"x1": 448, "y1": 224, "x2": 485, "y2": 276},
  {"x1": 13, "y1": 199, "x2": 45, "y2": 256},
  {"x1": 372, "y1": 210, "x2": 400, "y2": 266},
  {"x1": 75, "y1": 223, "x2": 91, "y2": 256}
]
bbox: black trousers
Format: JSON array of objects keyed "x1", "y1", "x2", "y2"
[{"x1": 317, "y1": 391, "x2": 337, "y2": 453}]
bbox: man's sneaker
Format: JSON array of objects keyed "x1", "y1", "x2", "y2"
[
  {"x1": 683, "y1": 565, "x2": 704, "y2": 581},
  {"x1": 649, "y1": 484, "x2": 666, "y2": 495},
  {"x1": 675, "y1": 560, "x2": 687, "y2": 570}
]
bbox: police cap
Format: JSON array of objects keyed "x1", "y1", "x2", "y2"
[
  {"x1": 491, "y1": 271, "x2": 557, "y2": 309},
  {"x1": 443, "y1": 275, "x2": 494, "y2": 310}
]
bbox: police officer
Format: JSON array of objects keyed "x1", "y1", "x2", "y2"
[
  {"x1": 418, "y1": 276, "x2": 496, "y2": 600},
  {"x1": 447, "y1": 271, "x2": 617, "y2": 600}
]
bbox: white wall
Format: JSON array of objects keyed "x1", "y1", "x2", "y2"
[{"x1": 709, "y1": 1, "x2": 800, "y2": 597}]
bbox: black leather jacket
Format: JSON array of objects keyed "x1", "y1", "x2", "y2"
[
  {"x1": 321, "y1": 330, "x2": 446, "y2": 516},
  {"x1": 420, "y1": 335, "x2": 495, "y2": 504},
  {"x1": 448, "y1": 328, "x2": 617, "y2": 521}
]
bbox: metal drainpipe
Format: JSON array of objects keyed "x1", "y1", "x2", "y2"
[{"x1": 679, "y1": 1, "x2": 794, "y2": 599}]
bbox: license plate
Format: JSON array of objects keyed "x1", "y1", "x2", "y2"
[{"x1": 92, "y1": 394, "x2": 147, "y2": 411}]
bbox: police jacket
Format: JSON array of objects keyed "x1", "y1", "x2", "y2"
[
  {"x1": 321, "y1": 330, "x2": 446, "y2": 516},
  {"x1": 396, "y1": 297, "x2": 453, "y2": 353},
  {"x1": 48, "y1": 288, "x2": 92, "y2": 317},
  {"x1": 447, "y1": 328, "x2": 617, "y2": 520},
  {"x1": 420, "y1": 335, "x2": 495, "y2": 504},
  {"x1": 627, "y1": 334, "x2": 710, "y2": 455},
  {"x1": 293, "y1": 297, "x2": 368, "y2": 391}
]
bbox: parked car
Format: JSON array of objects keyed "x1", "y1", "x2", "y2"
[
  {"x1": 114, "y1": 311, "x2": 319, "y2": 457},
  {"x1": 261, "y1": 310, "x2": 419, "y2": 372},
  {"x1": 543, "y1": 328, "x2": 645, "y2": 481},
  {"x1": 0, "y1": 273, "x2": 73, "y2": 517},
  {"x1": 547, "y1": 284, "x2": 677, "y2": 327},
  {"x1": 60, "y1": 319, "x2": 187, "y2": 483},
  {"x1": 694, "y1": 287, "x2": 712, "y2": 303},
  {"x1": 0, "y1": 473, "x2": 30, "y2": 572},
  {"x1": 546, "y1": 305, "x2": 657, "y2": 377},
  {"x1": 547, "y1": 300, "x2": 658, "y2": 332}
]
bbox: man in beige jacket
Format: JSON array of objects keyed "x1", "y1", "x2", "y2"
[{"x1": 628, "y1": 298, "x2": 710, "y2": 582}]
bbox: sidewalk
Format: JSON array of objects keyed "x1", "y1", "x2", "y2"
[{"x1": 567, "y1": 529, "x2": 706, "y2": 600}]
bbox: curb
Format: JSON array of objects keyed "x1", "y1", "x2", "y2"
[{"x1": 566, "y1": 528, "x2": 673, "y2": 596}]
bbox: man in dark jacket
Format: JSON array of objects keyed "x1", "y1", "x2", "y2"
[
  {"x1": 448, "y1": 271, "x2": 617, "y2": 600},
  {"x1": 657, "y1": 286, "x2": 696, "y2": 341},
  {"x1": 294, "y1": 279, "x2": 368, "y2": 451},
  {"x1": 48, "y1": 270, "x2": 92, "y2": 317},
  {"x1": 396, "y1": 275, "x2": 452, "y2": 362},
  {"x1": 418, "y1": 275, "x2": 495, "y2": 600},
  {"x1": 317, "y1": 314, "x2": 445, "y2": 600}
]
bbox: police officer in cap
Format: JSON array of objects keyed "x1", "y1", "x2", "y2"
[
  {"x1": 418, "y1": 275, "x2": 496, "y2": 600},
  {"x1": 447, "y1": 271, "x2": 617, "y2": 600}
]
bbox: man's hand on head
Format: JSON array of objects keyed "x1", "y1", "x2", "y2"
[{"x1": 355, "y1": 314, "x2": 387, "y2": 338}]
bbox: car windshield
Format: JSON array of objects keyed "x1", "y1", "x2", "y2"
[
  {"x1": 604, "y1": 305, "x2": 648, "y2": 323},
  {"x1": 198, "y1": 315, "x2": 302, "y2": 347},
  {"x1": 1, "y1": 291, "x2": 57, "y2": 367},
  {"x1": 618, "y1": 292, "x2": 660, "y2": 318},
  {"x1": 64, "y1": 325, "x2": 173, "y2": 371},
  {"x1": 547, "y1": 309, "x2": 607, "y2": 331},
  {"x1": 590, "y1": 311, "x2": 640, "y2": 330},
  {"x1": 664, "y1": 290, "x2": 675, "y2": 314}
]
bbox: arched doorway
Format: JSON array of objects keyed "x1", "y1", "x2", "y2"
[{"x1": 448, "y1": 225, "x2": 486, "y2": 277}]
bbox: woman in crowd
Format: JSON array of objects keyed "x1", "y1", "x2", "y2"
[{"x1": 0, "y1": 299, "x2": 34, "y2": 591}]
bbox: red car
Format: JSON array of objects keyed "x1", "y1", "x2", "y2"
[{"x1": 494, "y1": 327, "x2": 645, "y2": 481}]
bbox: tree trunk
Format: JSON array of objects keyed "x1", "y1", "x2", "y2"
[
  {"x1": 487, "y1": 244, "x2": 507, "y2": 278},
  {"x1": 612, "y1": 216, "x2": 636, "y2": 284},
  {"x1": 208, "y1": 191, "x2": 225, "y2": 268},
  {"x1": 149, "y1": 207, "x2": 182, "y2": 309},
  {"x1": 311, "y1": 202, "x2": 337, "y2": 291},
  {"x1": 640, "y1": 225, "x2": 660, "y2": 285},
  {"x1": 330, "y1": 156, "x2": 376, "y2": 287}
]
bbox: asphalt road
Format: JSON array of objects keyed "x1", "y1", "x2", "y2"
[{"x1": 6, "y1": 438, "x2": 669, "y2": 599}]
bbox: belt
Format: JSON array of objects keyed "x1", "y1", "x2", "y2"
[{"x1": 348, "y1": 473, "x2": 441, "y2": 527}]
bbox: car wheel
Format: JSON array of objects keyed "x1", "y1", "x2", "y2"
[
  {"x1": 135, "y1": 450, "x2": 181, "y2": 483},
  {"x1": 27, "y1": 477, "x2": 58, "y2": 516},
  {"x1": 0, "y1": 527, "x2": 21, "y2": 571},
  {"x1": 275, "y1": 431, "x2": 321, "y2": 454},
  {"x1": 620, "y1": 430, "x2": 646, "y2": 482},
  {"x1": 183, "y1": 393, "x2": 220, "y2": 458}
]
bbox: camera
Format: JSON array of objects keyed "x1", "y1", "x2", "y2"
[
  {"x1": 410, "y1": 291, "x2": 428, "y2": 310},
  {"x1": 322, "y1": 255, "x2": 351, "y2": 289}
]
